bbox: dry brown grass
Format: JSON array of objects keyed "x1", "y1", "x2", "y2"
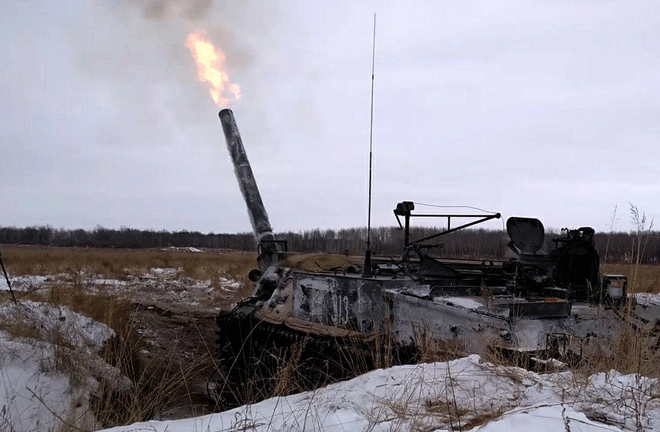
[
  {"x1": 0, "y1": 244, "x2": 256, "y2": 289},
  {"x1": 219, "y1": 323, "x2": 468, "y2": 410},
  {"x1": 43, "y1": 287, "x2": 216, "y2": 426},
  {"x1": 602, "y1": 263, "x2": 660, "y2": 293},
  {"x1": 91, "y1": 312, "x2": 217, "y2": 427},
  {"x1": 411, "y1": 326, "x2": 466, "y2": 365},
  {"x1": 585, "y1": 329, "x2": 660, "y2": 377}
]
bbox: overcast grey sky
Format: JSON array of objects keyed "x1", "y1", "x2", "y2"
[{"x1": 1, "y1": 0, "x2": 658, "y2": 236}]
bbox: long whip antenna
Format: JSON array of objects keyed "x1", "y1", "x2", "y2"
[{"x1": 363, "y1": 13, "x2": 376, "y2": 277}]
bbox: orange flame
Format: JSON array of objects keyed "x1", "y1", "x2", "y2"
[{"x1": 186, "y1": 32, "x2": 241, "y2": 106}]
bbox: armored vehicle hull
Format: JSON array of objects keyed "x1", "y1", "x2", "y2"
[{"x1": 210, "y1": 109, "x2": 643, "y2": 407}]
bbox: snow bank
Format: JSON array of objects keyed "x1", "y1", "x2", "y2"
[
  {"x1": 0, "y1": 333, "x2": 98, "y2": 432},
  {"x1": 95, "y1": 354, "x2": 660, "y2": 432},
  {"x1": 0, "y1": 300, "x2": 131, "y2": 432},
  {"x1": 473, "y1": 405, "x2": 620, "y2": 432},
  {"x1": 0, "y1": 300, "x2": 115, "y2": 350}
]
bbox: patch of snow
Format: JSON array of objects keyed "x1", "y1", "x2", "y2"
[
  {"x1": 186, "y1": 277, "x2": 241, "y2": 293},
  {"x1": 0, "y1": 300, "x2": 115, "y2": 350},
  {"x1": 632, "y1": 293, "x2": 660, "y2": 325},
  {"x1": 436, "y1": 296, "x2": 484, "y2": 310},
  {"x1": 95, "y1": 354, "x2": 659, "y2": 432},
  {"x1": 0, "y1": 299, "x2": 133, "y2": 431},
  {"x1": 0, "y1": 332, "x2": 99, "y2": 432},
  {"x1": 93, "y1": 278, "x2": 128, "y2": 287},
  {"x1": 634, "y1": 292, "x2": 660, "y2": 307},
  {"x1": 2, "y1": 275, "x2": 50, "y2": 291},
  {"x1": 530, "y1": 356, "x2": 567, "y2": 370},
  {"x1": 217, "y1": 276, "x2": 242, "y2": 291},
  {"x1": 469, "y1": 405, "x2": 621, "y2": 432},
  {"x1": 189, "y1": 280, "x2": 212, "y2": 290},
  {"x1": 151, "y1": 267, "x2": 180, "y2": 277}
]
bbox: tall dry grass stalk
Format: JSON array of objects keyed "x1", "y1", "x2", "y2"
[
  {"x1": 628, "y1": 203, "x2": 655, "y2": 293},
  {"x1": 603, "y1": 204, "x2": 619, "y2": 265},
  {"x1": 592, "y1": 204, "x2": 660, "y2": 380},
  {"x1": 92, "y1": 317, "x2": 217, "y2": 427},
  {"x1": 216, "y1": 323, "x2": 468, "y2": 411}
]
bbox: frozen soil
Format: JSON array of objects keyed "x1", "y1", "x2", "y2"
[{"x1": 130, "y1": 304, "x2": 220, "y2": 419}]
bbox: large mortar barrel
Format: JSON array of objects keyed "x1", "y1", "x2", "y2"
[{"x1": 219, "y1": 109, "x2": 275, "y2": 243}]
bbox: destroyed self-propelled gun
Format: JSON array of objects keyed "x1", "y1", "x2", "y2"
[{"x1": 210, "y1": 109, "x2": 636, "y2": 406}]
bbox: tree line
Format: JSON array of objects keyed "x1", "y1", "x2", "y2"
[{"x1": 0, "y1": 224, "x2": 658, "y2": 264}]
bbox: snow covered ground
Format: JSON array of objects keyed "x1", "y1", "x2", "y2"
[
  {"x1": 96, "y1": 354, "x2": 659, "y2": 432},
  {"x1": 0, "y1": 301, "x2": 120, "y2": 432},
  {"x1": 3, "y1": 270, "x2": 660, "y2": 431},
  {"x1": 2, "y1": 267, "x2": 243, "y2": 313},
  {"x1": 0, "y1": 267, "x2": 244, "y2": 431}
]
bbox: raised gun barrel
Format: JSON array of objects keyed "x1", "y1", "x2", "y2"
[
  {"x1": 219, "y1": 109, "x2": 275, "y2": 244},
  {"x1": 220, "y1": 109, "x2": 281, "y2": 294}
]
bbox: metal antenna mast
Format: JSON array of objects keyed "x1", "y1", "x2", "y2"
[{"x1": 363, "y1": 13, "x2": 376, "y2": 277}]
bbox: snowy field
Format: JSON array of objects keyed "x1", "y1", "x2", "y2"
[
  {"x1": 97, "y1": 354, "x2": 659, "y2": 432},
  {"x1": 0, "y1": 301, "x2": 122, "y2": 431},
  {"x1": 2, "y1": 270, "x2": 660, "y2": 431}
]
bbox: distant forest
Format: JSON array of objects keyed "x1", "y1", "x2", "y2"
[{"x1": 0, "y1": 224, "x2": 658, "y2": 264}]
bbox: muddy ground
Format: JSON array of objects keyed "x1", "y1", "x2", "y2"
[{"x1": 120, "y1": 275, "x2": 244, "y2": 419}]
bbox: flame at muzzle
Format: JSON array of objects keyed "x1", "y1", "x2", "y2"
[
  {"x1": 219, "y1": 109, "x2": 274, "y2": 243},
  {"x1": 188, "y1": 32, "x2": 241, "y2": 107}
]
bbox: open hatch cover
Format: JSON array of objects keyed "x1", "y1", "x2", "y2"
[{"x1": 507, "y1": 217, "x2": 545, "y2": 254}]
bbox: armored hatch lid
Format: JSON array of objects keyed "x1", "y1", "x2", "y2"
[{"x1": 507, "y1": 217, "x2": 545, "y2": 254}]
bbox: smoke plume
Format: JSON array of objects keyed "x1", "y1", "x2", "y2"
[{"x1": 142, "y1": 0, "x2": 214, "y2": 21}]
